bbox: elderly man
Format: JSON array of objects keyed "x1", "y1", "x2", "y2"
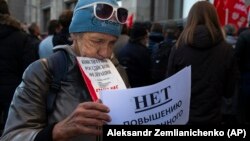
[{"x1": 0, "y1": 0, "x2": 129, "y2": 141}]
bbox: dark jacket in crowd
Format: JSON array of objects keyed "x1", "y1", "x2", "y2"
[
  {"x1": 52, "y1": 28, "x2": 72, "y2": 46},
  {"x1": 234, "y1": 29, "x2": 250, "y2": 124},
  {"x1": 118, "y1": 42, "x2": 152, "y2": 87},
  {"x1": 148, "y1": 32, "x2": 164, "y2": 54},
  {"x1": 27, "y1": 34, "x2": 40, "y2": 60},
  {"x1": 167, "y1": 25, "x2": 239, "y2": 124},
  {"x1": 235, "y1": 29, "x2": 250, "y2": 73},
  {"x1": 0, "y1": 14, "x2": 37, "y2": 128}
]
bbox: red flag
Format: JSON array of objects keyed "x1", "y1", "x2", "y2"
[
  {"x1": 214, "y1": 0, "x2": 226, "y2": 26},
  {"x1": 224, "y1": 0, "x2": 248, "y2": 29},
  {"x1": 126, "y1": 14, "x2": 134, "y2": 29}
]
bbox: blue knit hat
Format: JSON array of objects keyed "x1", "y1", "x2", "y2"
[{"x1": 69, "y1": 0, "x2": 122, "y2": 37}]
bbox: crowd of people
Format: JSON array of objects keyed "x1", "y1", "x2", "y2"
[{"x1": 0, "y1": 0, "x2": 249, "y2": 140}]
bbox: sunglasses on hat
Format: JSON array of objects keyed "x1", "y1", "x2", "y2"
[{"x1": 75, "y1": 2, "x2": 128, "y2": 24}]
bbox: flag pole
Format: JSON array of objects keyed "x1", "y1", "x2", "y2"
[
  {"x1": 248, "y1": 7, "x2": 250, "y2": 27},
  {"x1": 225, "y1": 8, "x2": 229, "y2": 25}
]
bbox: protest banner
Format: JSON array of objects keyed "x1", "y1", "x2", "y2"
[
  {"x1": 100, "y1": 66, "x2": 191, "y2": 125},
  {"x1": 214, "y1": 0, "x2": 248, "y2": 29}
]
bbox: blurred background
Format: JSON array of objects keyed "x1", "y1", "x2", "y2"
[{"x1": 5, "y1": 0, "x2": 250, "y2": 37}]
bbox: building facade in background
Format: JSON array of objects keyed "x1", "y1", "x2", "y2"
[
  {"x1": 123, "y1": 0, "x2": 183, "y2": 21},
  {"x1": 6, "y1": 0, "x2": 26, "y2": 23},
  {"x1": 6, "y1": 0, "x2": 239, "y2": 33},
  {"x1": 39, "y1": 0, "x2": 77, "y2": 32},
  {"x1": 6, "y1": 0, "x2": 77, "y2": 33}
]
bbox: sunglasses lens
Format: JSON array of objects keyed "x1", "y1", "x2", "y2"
[
  {"x1": 117, "y1": 8, "x2": 128, "y2": 24},
  {"x1": 96, "y1": 3, "x2": 113, "y2": 19}
]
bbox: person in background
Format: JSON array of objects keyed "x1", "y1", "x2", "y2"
[
  {"x1": 118, "y1": 22, "x2": 152, "y2": 87},
  {"x1": 0, "y1": 0, "x2": 129, "y2": 140},
  {"x1": 143, "y1": 21, "x2": 152, "y2": 32},
  {"x1": 150, "y1": 24, "x2": 181, "y2": 84},
  {"x1": 234, "y1": 23, "x2": 250, "y2": 125},
  {"x1": 39, "y1": 19, "x2": 61, "y2": 58},
  {"x1": 148, "y1": 22, "x2": 164, "y2": 55},
  {"x1": 164, "y1": 25, "x2": 183, "y2": 48},
  {"x1": 237, "y1": 26, "x2": 248, "y2": 36},
  {"x1": 166, "y1": 1, "x2": 239, "y2": 125},
  {"x1": 20, "y1": 22, "x2": 29, "y2": 33},
  {"x1": 223, "y1": 24, "x2": 237, "y2": 49},
  {"x1": 27, "y1": 22, "x2": 42, "y2": 60},
  {"x1": 113, "y1": 24, "x2": 129, "y2": 58},
  {"x1": 52, "y1": 9, "x2": 73, "y2": 46},
  {"x1": 0, "y1": 0, "x2": 10, "y2": 14},
  {"x1": 221, "y1": 24, "x2": 240, "y2": 124},
  {"x1": 0, "y1": 0, "x2": 36, "y2": 135},
  {"x1": 28, "y1": 22, "x2": 42, "y2": 40}
]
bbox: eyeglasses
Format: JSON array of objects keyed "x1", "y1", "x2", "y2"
[{"x1": 75, "y1": 2, "x2": 128, "y2": 24}]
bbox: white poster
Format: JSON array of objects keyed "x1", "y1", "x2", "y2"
[
  {"x1": 77, "y1": 57, "x2": 127, "y2": 101},
  {"x1": 100, "y1": 66, "x2": 191, "y2": 125}
]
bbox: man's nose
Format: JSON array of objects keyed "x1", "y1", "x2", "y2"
[{"x1": 99, "y1": 46, "x2": 112, "y2": 59}]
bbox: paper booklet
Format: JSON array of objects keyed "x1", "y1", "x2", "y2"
[{"x1": 77, "y1": 57, "x2": 127, "y2": 101}]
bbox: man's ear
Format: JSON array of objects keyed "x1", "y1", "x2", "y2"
[{"x1": 70, "y1": 33, "x2": 76, "y2": 40}]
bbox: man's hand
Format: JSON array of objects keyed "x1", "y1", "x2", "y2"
[{"x1": 52, "y1": 100, "x2": 110, "y2": 141}]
